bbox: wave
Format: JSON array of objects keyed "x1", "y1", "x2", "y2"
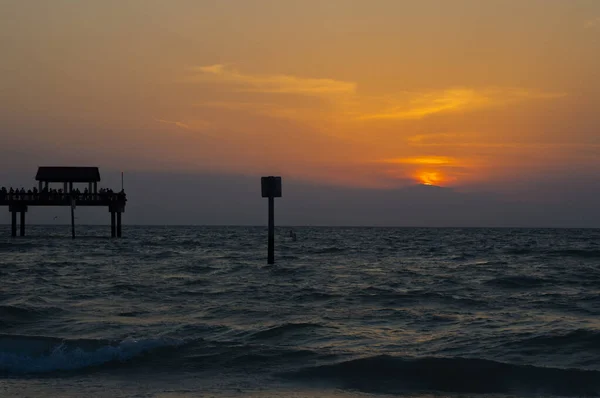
[
  {"x1": 505, "y1": 248, "x2": 533, "y2": 255},
  {"x1": 0, "y1": 334, "x2": 183, "y2": 375},
  {"x1": 355, "y1": 288, "x2": 488, "y2": 308},
  {"x1": 550, "y1": 249, "x2": 600, "y2": 259},
  {"x1": 293, "y1": 288, "x2": 339, "y2": 301},
  {"x1": 0, "y1": 333, "x2": 325, "y2": 375},
  {"x1": 504, "y1": 247, "x2": 600, "y2": 259},
  {"x1": 0, "y1": 242, "x2": 38, "y2": 251},
  {"x1": 174, "y1": 239, "x2": 204, "y2": 247},
  {"x1": 314, "y1": 247, "x2": 346, "y2": 254},
  {"x1": 285, "y1": 355, "x2": 600, "y2": 396},
  {"x1": 152, "y1": 250, "x2": 180, "y2": 259},
  {"x1": 505, "y1": 329, "x2": 600, "y2": 352},
  {"x1": 248, "y1": 323, "x2": 325, "y2": 340},
  {"x1": 484, "y1": 275, "x2": 549, "y2": 289},
  {"x1": 0, "y1": 305, "x2": 65, "y2": 322}
]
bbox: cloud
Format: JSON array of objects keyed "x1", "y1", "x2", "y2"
[
  {"x1": 380, "y1": 156, "x2": 458, "y2": 166},
  {"x1": 186, "y1": 66, "x2": 565, "y2": 127},
  {"x1": 196, "y1": 101, "x2": 306, "y2": 119},
  {"x1": 359, "y1": 88, "x2": 565, "y2": 120},
  {"x1": 193, "y1": 101, "x2": 336, "y2": 126},
  {"x1": 155, "y1": 118, "x2": 213, "y2": 133},
  {"x1": 191, "y1": 64, "x2": 356, "y2": 96},
  {"x1": 407, "y1": 133, "x2": 600, "y2": 151},
  {"x1": 408, "y1": 133, "x2": 472, "y2": 144},
  {"x1": 406, "y1": 133, "x2": 520, "y2": 149},
  {"x1": 156, "y1": 118, "x2": 192, "y2": 130}
]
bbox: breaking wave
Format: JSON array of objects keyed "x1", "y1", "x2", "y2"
[
  {"x1": 0, "y1": 334, "x2": 183, "y2": 375},
  {"x1": 286, "y1": 355, "x2": 600, "y2": 396}
]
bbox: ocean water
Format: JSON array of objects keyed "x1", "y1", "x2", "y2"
[{"x1": 1, "y1": 226, "x2": 600, "y2": 397}]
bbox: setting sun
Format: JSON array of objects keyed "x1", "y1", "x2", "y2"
[{"x1": 416, "y1": 171, "x2": 445, "y2": 186}]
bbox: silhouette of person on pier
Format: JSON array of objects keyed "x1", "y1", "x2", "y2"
[{"x1": 1, "y1": 184, "x2": 126, "y2": 204}]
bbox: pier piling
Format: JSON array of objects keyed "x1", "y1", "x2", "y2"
[
  {"x1": 20, "y1": 211, "x2": 25, "y2": 237},
  {"x1": 116, "y1": 212, "x2": 122, "y2": 238},
  {"x1": 111, "y1": 212, "x2": 116, "y2": 238},
  {"x1": 71, "y1": 198, "x2": 75, "y2": 239},
  {"x1": 11, "y1": 211, "x2": 16, "y2": 237}
]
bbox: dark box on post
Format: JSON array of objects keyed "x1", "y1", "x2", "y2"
[{"x1": 261, "y1": 176, "x2": 282, "y2": 198}]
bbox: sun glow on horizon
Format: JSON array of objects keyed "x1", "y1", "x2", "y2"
[
  {"x1": 381, "y1": 156, "x2": 457, "y2": 166},
  {"x1": 416, "y1": 171, "x2": 446, "y2": 186}
]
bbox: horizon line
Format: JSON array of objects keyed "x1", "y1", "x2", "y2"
[{"x1": 1, "y1": 224, "x2": 599, "y2": 230}]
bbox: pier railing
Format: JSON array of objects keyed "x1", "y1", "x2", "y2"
[{"x1": 0, "y1": 192, "x2": 126, "y2": 207}]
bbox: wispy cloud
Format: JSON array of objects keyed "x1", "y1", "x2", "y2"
[
  {"x1": 408, "y1": 133, "x2": 470, "y2": 144},
  {"x1": 195, "y1": 101, "x2": 323, "y2": 122},
  {"x1": 359, "y1": 88, "x2": 565, "y2": 121},
  {"x1": 197, "y1": 101, "x2": 291, "y2": 115},
  {"x1": 187, "y1": 66, "x2": 565, "y2": 125},
  {"x1": 406, "y1": 133, "x2": 518, "y2": 148},
  {"x1": 406, "y1": 132, "x2": 600, "y2": 151},
  {"x1": 156, "y1": 118, "x2": 192, "y2": 130},
  {"x1": 585, "y1": 17, "x2": 600, "y2": 29},
  {"x1": 379, "y1": 156, "x2": 458, "y2": 166},
  {"x1": 190, "y1": 64, "x2": 356, "y2": 96},
  {"x1": 155, "y1": 118, "x2": 212, "y2": 133}
]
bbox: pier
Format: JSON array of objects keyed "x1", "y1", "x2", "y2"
[{"x1": 0, "y1": 167, "x2": 126, "y2": 238}]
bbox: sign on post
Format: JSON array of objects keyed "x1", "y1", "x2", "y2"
[
  {"x1": 261, "y1": 176, "x2": 282, "y2": 264},
  {"x1": 261, "y1": 176, "x2": 282, "y2": 198}
]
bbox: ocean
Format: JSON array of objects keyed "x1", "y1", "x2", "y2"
[{"x1": 1, "y1": 226, "x2": 600, "y2": 397}]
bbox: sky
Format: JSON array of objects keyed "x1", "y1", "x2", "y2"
[{"x1": 1, "y1": 0, "x2": 600, "y2": 226}]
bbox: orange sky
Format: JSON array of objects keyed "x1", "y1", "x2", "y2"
[{"x1": 1, "y1": 0, "x2": 599, "y2": 191}]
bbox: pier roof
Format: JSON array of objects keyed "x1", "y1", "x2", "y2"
[{"x1": 35, "y1": 167, "x2": 101, "y2": 183}]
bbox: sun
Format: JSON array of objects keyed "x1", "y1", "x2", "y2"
[{"x1": 416, "y1": 171, "x2": 445, "y2": 186}]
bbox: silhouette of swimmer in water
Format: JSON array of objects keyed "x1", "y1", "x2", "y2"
[{"x1": 289, "y1": 229, "x2": 297, "y2": 242}]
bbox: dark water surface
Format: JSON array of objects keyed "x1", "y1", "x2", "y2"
[{"x1": 1, "y1": 226, "x2": 600, "y2": 397}]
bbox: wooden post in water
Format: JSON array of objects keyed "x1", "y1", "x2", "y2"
[
  {"x1": 116, "y1": 212, "x2": 122, "y2": 238},
  {"x1": 268, "y1": 196, "x2": 274, "y2": 264},
  {"x1": 70, "y1": 197, "x2": 76, "y2": 239},
  {"x1": 20, "y1": 211, "x2": 25, "y2": 237},
  {"x1": 261, "y1": 176, "x2": 282, "y2": 265},
  {"x1": 9, "y1": 204, "x2": 26, "y2": 237},
  {"x1": 110, "y1": 211, "x2": 116, "y2": 238},
  {"x1": 11, "y1": 211, "x2": 16, "y2": 237}
]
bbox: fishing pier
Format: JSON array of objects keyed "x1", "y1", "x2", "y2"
[{"x1": 0, "y1": 167, "x2": 126, "y2": 238}]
